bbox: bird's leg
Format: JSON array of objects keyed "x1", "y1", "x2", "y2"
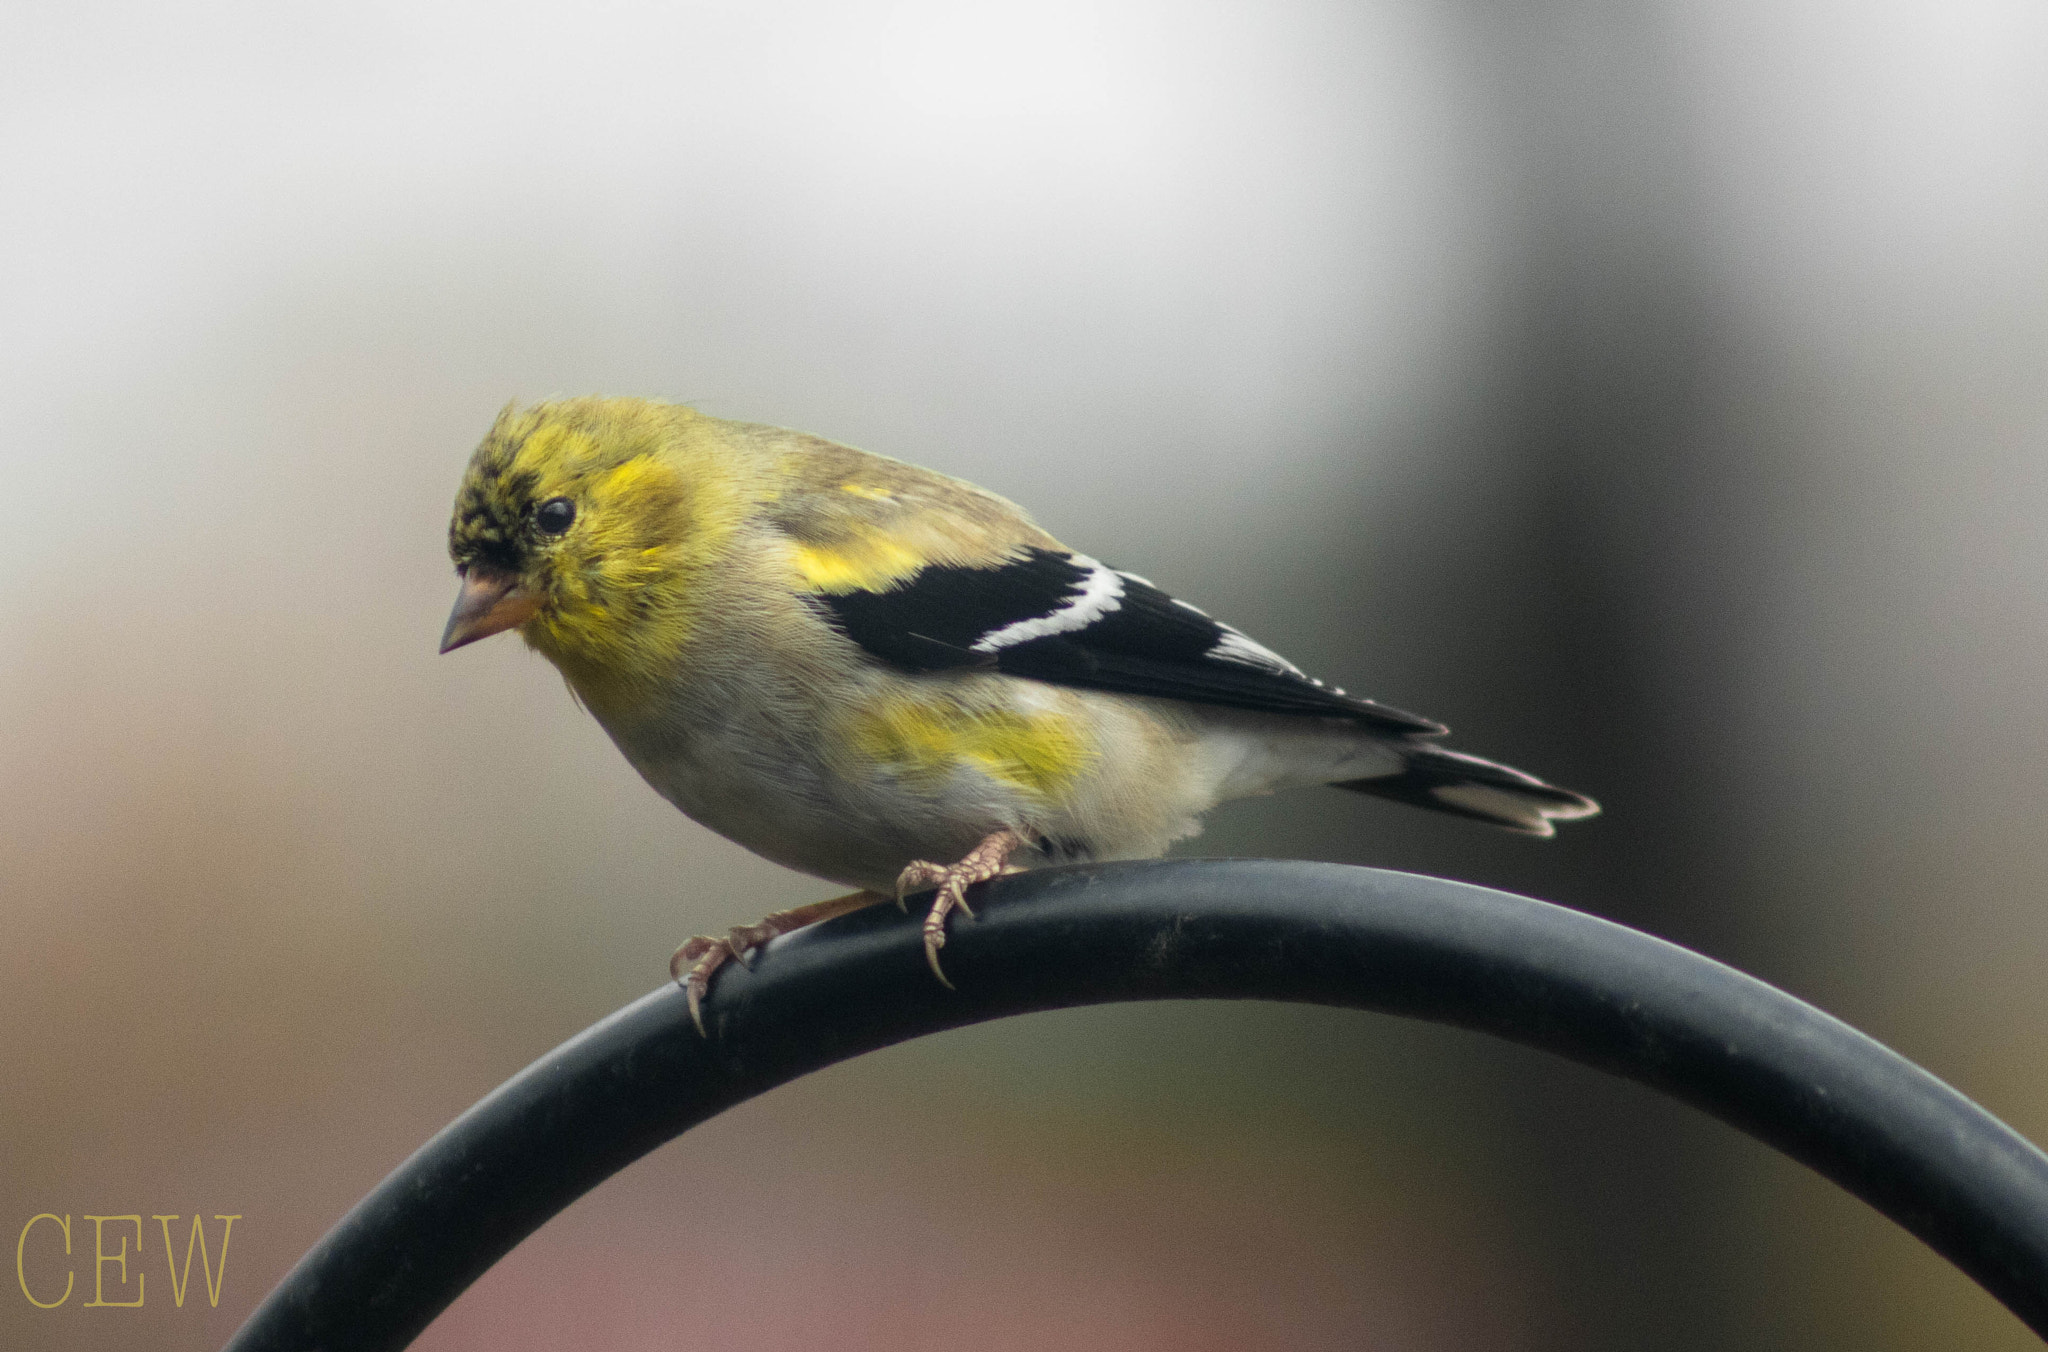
[
  {"x1": 895, "y1": 829, "x2": 1029, "y2": 989},
  {"x1": 671, "y1": 889, "x2": 886, "y2": 1036}
]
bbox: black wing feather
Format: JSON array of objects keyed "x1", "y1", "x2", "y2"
[{"x1": 813, "y1": 548, "x2": 1442, "y2": 736}]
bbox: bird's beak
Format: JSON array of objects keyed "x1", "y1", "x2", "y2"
[{"x1": 440, "y1": 566, "x2": 539, "y2": 653}]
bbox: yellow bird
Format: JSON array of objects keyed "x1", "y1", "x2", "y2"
[{"x1": 442, "y1": 397, "x2": 1597, "y2": 1031}]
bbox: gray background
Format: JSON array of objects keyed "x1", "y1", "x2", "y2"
[{"x1": 6, "y1": 1, "x2": 2048, "y2": 1347}]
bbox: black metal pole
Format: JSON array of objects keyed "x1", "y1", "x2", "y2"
[{"x1": 223, "y1": 860, "x2": 2048, "y2": 1350}]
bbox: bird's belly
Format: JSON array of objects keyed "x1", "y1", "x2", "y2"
[
  {"x1": 595, "y1": 681, "x2": 1228, "y2": 893},
  {"x1": 604, "y1": 715, "x2": 1031, "y2": 892}
]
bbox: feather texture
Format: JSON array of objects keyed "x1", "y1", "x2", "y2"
[{"x1": 807, "y1": 547, "x2": 1443, "y2": 735}]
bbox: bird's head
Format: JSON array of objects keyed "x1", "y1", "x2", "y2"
[{"x1": 442, "y1": 398, "x2": 723, "y2": 692}]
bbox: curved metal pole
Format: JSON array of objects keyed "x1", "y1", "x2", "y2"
[{"x1": 223, "y1": 860, "x2": 2048, "y2": 1350}]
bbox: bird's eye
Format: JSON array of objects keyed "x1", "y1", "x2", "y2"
[{"x1": 534, "y1": 497, "x2": 576, "y2": 535}]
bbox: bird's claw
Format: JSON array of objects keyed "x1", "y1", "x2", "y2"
[
  {"x1": 726, "y1": 920, "x2": 779, "y2": 969},
  {"x1": 893, "y1": 830, "x2": 1029, "y2": 988},
  {"x1": 670, "y1": 933, "x2": 733, "y2": 1037},
  {"x1": 921, "y1": 898, "x2": 959, "y2": 988},
  {"x1": 670, "y1": 928, "x2": 767, "y2": 1034},
  {"x1": 668, "y1": 890, "x2": 886, "y2": 1038},
  {"x1": 895, "y1": 861, "x2": 946, "y2": 909}
]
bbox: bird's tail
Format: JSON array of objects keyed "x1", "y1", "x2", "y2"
[{"x1": 1336, "y1": 742, "x2": 1599, "y2": 836}]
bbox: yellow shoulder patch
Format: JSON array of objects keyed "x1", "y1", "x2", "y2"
[{"x1": 789, "y1": 531, "x2": 928, "y2": 594}]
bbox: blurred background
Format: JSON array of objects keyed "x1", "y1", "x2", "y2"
[{"x1": 6, "y1": 0, "x2": 2048, "y2": 1347}]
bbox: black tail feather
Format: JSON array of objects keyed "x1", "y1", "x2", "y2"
[{"x1": 1336, "y1": 744, "x2": 1598, "y2": 836}]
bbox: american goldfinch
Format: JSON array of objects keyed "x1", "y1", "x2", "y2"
[{"x1": 442, "y1": 397, "x2": 1598, "y2": 1031}]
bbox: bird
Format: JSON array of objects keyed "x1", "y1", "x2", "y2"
[{"x1": 441, "y1": 396, "x2": 1598, "y2": 1032}]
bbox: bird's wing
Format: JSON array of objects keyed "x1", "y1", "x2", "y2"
[
  {"x1": 761, "y1": 437, "x2": 1441, "y2": 734},
  {"x1": 807, "y1": 543, "x2": 1444, "y2": 736},
  {"x1": 762, "y1": 431, "x2": 1059, "y2": 575}
]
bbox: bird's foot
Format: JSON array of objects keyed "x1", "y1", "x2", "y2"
[
  {"x1": 895, "y1": 829, "x2": 1029, "y2": 989},
  {"x1": 671, "y1": 890, "x2": 884, "y2": 1036}
]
